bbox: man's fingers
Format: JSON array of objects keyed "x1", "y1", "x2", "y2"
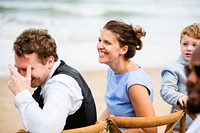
[
  {"x1": 8, "y1": 64, "x2": 20, "y2": 76},
  {"x1": 26, "y1": 65, "x2": 31, "y2": 80}
]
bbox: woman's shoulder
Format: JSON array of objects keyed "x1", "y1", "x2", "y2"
[{"x1": 126, "y1": 68, "x2": 151, "y2": 83}]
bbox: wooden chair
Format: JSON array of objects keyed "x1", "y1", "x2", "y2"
[
  {"x1": 16, "y1": 121, "x2": 107, "y2": 133},
  {"x1": 16, "y1": 109, "x2": 196, "y2": 133},
  {"x1": 107, "y1": 109, "x2": 196, "y2": 133},
  {"x1": 62, "y1": 121, "x2": 107, "y2": 133}
]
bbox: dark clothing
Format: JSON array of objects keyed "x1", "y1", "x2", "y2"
[{"x1": 33, "y1": 60, "x2": 97, "y2": 129}]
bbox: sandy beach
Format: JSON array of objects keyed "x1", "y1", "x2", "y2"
[{"x1": 0, "y1": 67, "x2": 171, "y2": 133}]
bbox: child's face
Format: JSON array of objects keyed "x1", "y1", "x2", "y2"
[{"x1": 180, "y1": 35, "x2": 200, "y2": 61}]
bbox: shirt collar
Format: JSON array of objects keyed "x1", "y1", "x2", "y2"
[
  {"x1": 41, "y1": 60, "x2": 61, "y2": 89},
  {"x1": 179, "y1": 55, "x2": 188, "y2": 65}
]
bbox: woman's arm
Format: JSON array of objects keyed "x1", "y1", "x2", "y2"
[
  {"x1": 98, "y1": 108, "x2": 110, "y2": 121},
  {"x1": 122, "y1": 84, "x2": 157, "y2": 133}
]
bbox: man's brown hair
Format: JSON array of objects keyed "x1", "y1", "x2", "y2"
[{"x1": 14, "y1": 28, "x2": 58, "y2": 64}]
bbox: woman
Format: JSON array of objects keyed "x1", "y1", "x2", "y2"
[{"x1": 97, "y1": 20, "x2": 157, "y2": 133}]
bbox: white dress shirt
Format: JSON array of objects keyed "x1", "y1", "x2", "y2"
[
  {"x1": 186, "y1": 114, "x2": 200, "y2": 133},
  {"x1": 14, "y1": 60, "x2": 83, "y2": 133}
]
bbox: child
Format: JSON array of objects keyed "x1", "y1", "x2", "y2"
[{"x1": 160, "y1": 23, "x2": 200, "y2": 132}]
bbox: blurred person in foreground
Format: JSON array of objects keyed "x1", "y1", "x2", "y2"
[
  {"x1": 97, "y1": 20, "x2": 157, "y2": 133},
  {"x1": 160, "y1": 23, "x2": 200, "y2": 132},
  {"x1": 8, "y1": 28, "x2": 97, "y2": 133},
  {"x1": 186, "y1": 45, "x2": 200, "y2": 133}
]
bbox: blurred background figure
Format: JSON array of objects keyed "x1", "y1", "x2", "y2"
[{"x1": 186, "y1": 45, "x2": 200, "y2": 133}]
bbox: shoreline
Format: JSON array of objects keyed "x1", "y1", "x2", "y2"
[{"x1": 0, "y1": 68, "x2": 170, "y2": 133}]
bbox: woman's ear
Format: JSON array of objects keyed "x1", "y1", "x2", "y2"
[{"x1": 120, "y1": 45, "x2": 128, "y2": 55}]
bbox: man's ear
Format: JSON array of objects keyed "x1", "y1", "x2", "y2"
[{"x1": 47, "y1": 56, "x2": 55, "y2": 69}]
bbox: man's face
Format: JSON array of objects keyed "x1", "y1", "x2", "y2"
[
  {"x1": 186, "y1": 50, "x2": 200, "y2": 114},
  {"x1": 14, "y1": 53, "x2": 53, "y2": 88}
]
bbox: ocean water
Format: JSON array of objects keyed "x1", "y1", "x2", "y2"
[{"x1": 0, "y1": 0, "x2": 200, "y2": 77}]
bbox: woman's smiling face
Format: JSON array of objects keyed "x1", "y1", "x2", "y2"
[{"x1": 97, "y1": 29, "x2": 125, "y2": 66}]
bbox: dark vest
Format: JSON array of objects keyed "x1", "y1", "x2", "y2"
[{"x1": 32, "y1": 60, "x2": 97, "y2": 129}]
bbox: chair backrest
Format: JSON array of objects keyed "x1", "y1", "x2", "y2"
[
  {"x1": 15, "y1": 121, "x2": 107, "y2": 133},
  {"x1": 16, "y1": 109, "x2": 196, "y2": 133},
  {"x1": 108, "y1": 110, "x2": 184, "y2": 128},
  {"x1": 107, "y1": 109, "x2": 186, "y2": 133},
  {"x1": 62, "y1": 120, "x2": 107, "y2": 133}
]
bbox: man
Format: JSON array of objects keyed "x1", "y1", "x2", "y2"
[
  {"x1": 8, "y1": 28, "x2": 97, "y2": 133},
  {"x1": 186, "y1": 45, "x2": 200, "y2": 133}
]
